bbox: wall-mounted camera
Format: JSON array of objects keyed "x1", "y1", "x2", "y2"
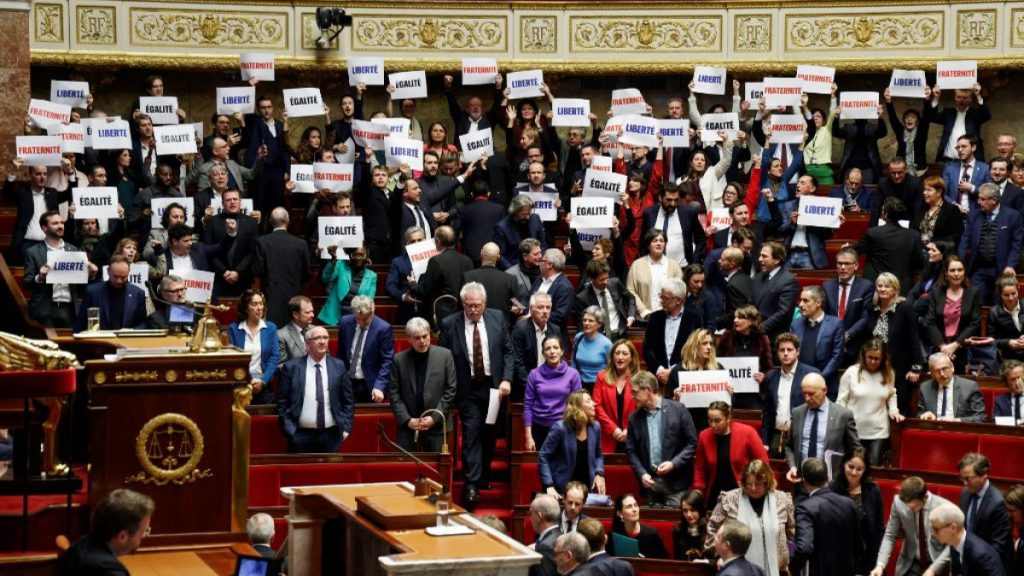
[{"x1": 315, "y1": 7, "x2": 353, "y2": 49}]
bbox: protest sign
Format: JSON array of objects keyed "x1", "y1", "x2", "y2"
[
  {"x1": 240, "y1": 53, "x2": 275, "y2": 82},
  {"x1": 889, "y1": 69, "x2": 928, "y2": 99},
  {"x1": 840, "y1": 92, "x2": 879, "y2": 120},
  {"x1": 582, "y1": 169, "x2": 626, "y2": 204},
  {"x1": 318, "y1": 216, "x2": 364, "y2": 249},
  {"x1": 72, "y1": 187, "x2": 119, "y2": 220},
  {"x1": 50, "y1": 80, "x2": 89, "y2": 108},
  {"x1": 657, "y1": 119, "x2": 690, "y2": 148},
  {"x1": 350, "y1": 119, "x2": 389, "y2": 149},
  {"x1": 216, "y1": 86, "x2": 256, "y2": 114},
  {"x1": 15, "y1": 136, "x2": 61, "y2": 166},
  {"x1": 46, "y1": 252, "x2": 89, "y2": 285},
  {"x1": 611, "y1": 88, "x2": 647, "y2": 116},
  {"x1": 406, "y1": 239, "x2": 439, "y2": 280},
  {"x1": 282, "y1": 88, "x2": 324, "y2": 118},
  {"x1": 717, "y1": 356, "x2": 760, "y2": 393},
  {"x1": 388, "y1": 70, "x2": 428, "y2": 100},
  {"x1": 745, "y1": 82, "x2": 765, "y2": 107},
  {"x1": 459, "y1": 128, "x2": 494, "y2": 163},
  {"x1": 551, "y1": 98, "x2": 591, "y2": 128},
  {"x1": 796, "y1": 65, "x2": 835, "y2": 95},
  {"x1": 27, "y1": 99, "x2": 70, "y2": 129},
  {"x1": 618, "y1": 115, "x2": 659, "y2": 148},
  {"x1": 522, "y1": 192, "x2": 558, "y2": 221},
  {"x1": 570, "y1": 198, "x2": 614, "y2": 228},
  {"x1": 763, "y1": 78, "x2": 803, "y2": 108},
  {"x1": 936, "y1": 60, "x2": 976, "y2": 89},
  {"x1": 692, "y1": 66, "x2": 727, "y2": 95},
  {"x1": 153, "y1": 124, "x2": 198, "y2": 156},
  {"x1": 462, "y1": 58, "x2": 498, "y2": 85},
  {"x1": 796, "y1": 196, "x2": 843, "y2": 228},
  {"x1": 313, "y1": 162, "x2": 354, "y2": 193},
  {"x1": 139, "y1": 96, "x2": 180, "y2": 125},
  {"x1": 348, "y1": 57, "x2": 385, "y2": 86},
  {"x1": 371, "y1": 117, "x2": 411, "y2": 137},
  {"x1": 675, "y1": 371, "x2": 732, "y2": 407},
  {"x1": 769, "y1": 114, "x2": 806, "y2": 144},
  {"x1": 290, "y1": 165, "x2": 315, "y2": 193},
  {"x1": 151, "y1": 197, "x2": 194, "y2": 228},
  {"x1": 506, "y1": 70, "x2": 544, "y2": 99},
  {"x1": 700, "y1": 112, "x2": 740, "y2": 141},
  {"x1": 385, "y1": 137, "x2": 424, "y2": 171},
  {"x1": 182, "y1": 270, "x2": 216, "y2": 303}
]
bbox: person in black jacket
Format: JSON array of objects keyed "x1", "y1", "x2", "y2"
[
  {"x1": 883, "y1": 87, "x2": 930, "y2": 175},
  {"x1": 55, "y1": 489, "x2": 154, "y2": 576},
  {"x1": 4, "y1": 157, "x2": 76, "y2": 263},
  {"x1": 830, "y1": 447, "x2": 883, "y2": 576},
  {"x1": 790, "y1": 458, "x2": 863, "y2": 576}
]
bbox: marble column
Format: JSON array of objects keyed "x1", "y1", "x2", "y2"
[{"x1": 0, "y1": 0, "x2": 30, "y2": 169}]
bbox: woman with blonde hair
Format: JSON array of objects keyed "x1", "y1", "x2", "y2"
[
  {"x1": 837, "y1": 338, "x2": 904, "y2": 466},
  {"x1": 669, "y1": 328, "x2": 729, "y2": 430},
  {"x1": 592, "y1": 340, "x2": 639, "y2": 454},
  {"x1": 537, "y1": 390, "x2": 606, "y2": 498},
  {"x1": 864, "y1": 272, "x2": 923, "y2": 416}
]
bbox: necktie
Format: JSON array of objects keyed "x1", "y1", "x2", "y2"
[
  {"x1": 599, "y1": 290, "x2": 613, "y2": 336},
  {"x1": 661, "y1": 210, "x2": 670, "y2": 235},
  {"x1": 918, "y1": 510, "x2": 931, "y2": 572},
  {"x1": 780, "y1": 144, "x2": 789, "y2": 170},
  {"x1": 961, "y1": 164, "x2": 972, "y2": 183},
  {"x1": 838, "y1": 282, "x2": 848, "y2": 320},
  {"x1": 1015, "y1": 394, "x2": 1022, "y2": 424},
  {"x1": 414, "y1": 206, "x2": 426, "y2": 231},
  {"x1": 314, "y1": 363, "x2": 325, "y2": 429},
  {"x1": 348, "y1": 327, "x2": 366, "y2": 378},
  {"x1": 968, "y1": 493, "x2": 980, "y2": 532},
  {"x1": 473, "y1": 321, "x2": 485, "y2": 378},
  {"x1": 145, "y1": 145, "x2": 154, "y2": 173},
  {"x1": 940, "y1": 386, "x2": 949, "y2": 417},
  {"x1": 807, "y1": 408, "x2": 819, "y2": 459}
]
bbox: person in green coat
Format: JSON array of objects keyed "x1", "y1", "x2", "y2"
[{"x1": 318, "y1": 244, "x2": 377, "y2": 325}]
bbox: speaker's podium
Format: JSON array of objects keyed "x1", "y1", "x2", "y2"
[
  {"x1": 284, "y1": 482, "x2": 541, "y2": 576},
  {"x1": 74, "y1": 334, "x2": 253, "y2": 545}
]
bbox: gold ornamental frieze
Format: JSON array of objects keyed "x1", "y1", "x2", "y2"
[
  {"x1": 352, "y1": 15, "x2": 507, "y2": 52},
  {"x1": 77, "y1": 5, "x2": 116, "y2": 45},
  {"x1": 569, "y1": 15, "x2": 722, "y2": 53},
  {"x1": 957, "y1": 9, "x2": 997, "y2": 49},
  {"x1": 33, "y1": 2, "x2": 63, "y2": 44},
  {"x1": 125, "y1": 412, "x2": 212, "y2": 486},
  {"x1": 185, "y1": 368, "x2": 227, "y2": 382},
  {"x1": 114, "y1": 370, "x2": 159, "y2": 383},
  {"x1": 785, "y1": 13, "x2": 943, "y2": 51},
  {"x1": 129, "y1": 8, "x2": 288, "y2": 49}
]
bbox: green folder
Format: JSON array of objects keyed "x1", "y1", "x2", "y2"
[{"x1": 611, "y1": 532, "x2": 640, "y2": 558}]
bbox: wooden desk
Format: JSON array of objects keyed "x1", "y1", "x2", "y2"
[{"x1": 119, "y1": 543, "x2": 256, "y2": 576}]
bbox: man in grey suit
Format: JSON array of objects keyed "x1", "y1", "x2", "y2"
[
  {"x1": 784, "y1": 373, "x2": 861, "y2": 484},
  {"x1": 530, "y1": 494, "x2": 563, "y2": 576},
  {"x1": 186, "y1": 137, "x2": 262, "y2": 192},
  {"x1": 917, "y1": 353, "x2": 987, "y2": 422},
  {"x1": 277, "y1": 296, "x2": 315, "y2": 368},
  {"x1": 871, "y1": 476, "x2": 951, "y2": 576},
  {"x1": 388, "y1": 317, "x2": 457, "y2": 452}
]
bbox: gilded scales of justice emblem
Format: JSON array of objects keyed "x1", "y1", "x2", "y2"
[{"x1": 125, "y1": 413, "x2": 213, "y2": 485}]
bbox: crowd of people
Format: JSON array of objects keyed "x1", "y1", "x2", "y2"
[{"x1": 17, "y1": 70, "x2": 1024, "y2": 576}]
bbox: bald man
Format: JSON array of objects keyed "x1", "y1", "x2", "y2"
[
  {"x1": 784, "y1": 373, "x2": 861, "y2": 485},
  {"x1": 253, "y1": 207, "x2": 311, "y2": 326},
  {"x1": 464, "y1": 242, "x2": 522, "y2": 323}
]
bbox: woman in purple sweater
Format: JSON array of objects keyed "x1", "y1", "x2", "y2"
[{"x1": 525, "y1": 335, "x2": 583, "y2": 451}]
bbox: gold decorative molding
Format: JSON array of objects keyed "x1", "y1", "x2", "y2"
[
  {"x1": 233, "y1": 367, "x2": 248, "y2": 381},
  {"x1": 957, "y1": 9, "x2": 996, "y2": 49},
  {"x1": 352, "y1": 15, "x2": 507, "y2": 52},
  {"x1": 129, "y1": 8, "x2": 289, "y2": 49},
  {"x1": 734, "y1": 14, "x2": 771, "y2": 52},
  {"x1": 34, "y1": 2, "x2": 62, "y2": 43},
  {"x1": 569, "y1": 15, "x2": 723, "y2": 53},
  {"x1": 1012, "y1": 7, "x2": 1024, "y2": 48},
  {"x1": 77, "y1": 5, "x2": 115, "y2": 45},
  {"x1": 785, "y1": 13, "x2": 943, "y2": 51},
  {"x1": 114, "y1": 370, "x2": 159, "y2": 383},
  {"x1": 301, "y1": 12, "x2": 336, "y2": 50},
  {"x1": 165, "y1": 369, "x2": 178, "y2": 383},
  {"x1": 125, "y1": 412, "x2": 212, "y2": 486},
  {"x1": 520, "y1": 15, "x2": 557, "y2": 53},
  {"x1": 185, "y1": 368, "x2": 227, "y2": 381}
]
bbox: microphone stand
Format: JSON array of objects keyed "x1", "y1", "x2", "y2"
[{"x1": 377, "y1": 422, "x2": 444, "y2": 499}]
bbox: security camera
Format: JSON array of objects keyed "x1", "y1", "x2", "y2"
[{"x1": 313, "y1": 7, "x2": 352, "y2": 49}]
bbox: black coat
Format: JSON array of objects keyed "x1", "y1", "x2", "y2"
[
  {"x1": 463, "y1": 265, "x2": 520, "y2": 323},
  {"x1": 791, "y1": 487, "x2": 864, "y2": 576},
  {"x1": 831, "y1": 480, "x2": 885, "y2": 576},
  {"x1": 911, "y1": 200, "x2": 965, "y2": 249},
  {"x1": 642, "y1": 307, "x2": 703, "y2": 373},
  {"x1": 574, "y1": 279, "x2": 637, "y2": 341},
  {"x1": 850, "y1": 222, "x2": 924, "y2": 295},
  {"x1": 415, "y1": 248, "x2": 474, "y2": 325},
  {"x1": 253, "y1": 229, "x2": 311, "y2": 327},
  {"x1": 454, "y1": 198, "x2": 507, "y2": 265}
]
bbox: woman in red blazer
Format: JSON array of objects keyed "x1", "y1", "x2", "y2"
[
  {"x1": 592, "y1": 340, "x2": 639, "y2": 454},
  {"x1": 692, "y1": 401, "x2": 769, "y2": 509}
]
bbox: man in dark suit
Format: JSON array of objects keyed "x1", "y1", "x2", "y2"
[
  {"x1": 338, "y1": 296, "x2": 394, "y2": 404},
  {"x1": 643, "y1": 278, "x2": 702, "y2": 389},
  {"x1": 713, "y1": 520, "x2": 769, "y2": 576},
  {"x1": 23, "y1": 211, "x2": 95, "y2": 327},
  {"x1": 822, "y1": 247, "x2": 875, "y2": 359},
  {"x1": 252, "y1": 207, "x2": 311, "y2": 326},
  {"x1": 577, "y1": 518, "x2": 635, "y2": 576},
  {"x1": 830, "y1": 168, "x2": 878, "y2": 213},
  {"x1": 243, "y1": 96, "x2": 290, "y2": 217},
  {"x1": 641, "y1": 182, "x2": 705, "y2": 266},
  {"x1": 74, "y1": 255, "x2": 148, "y2": 332},
  {"x1": 874, "y1": 157, "x2": 923, "y2": 226},
  {"x1": 754, "y1": 241, "x2": 800, "y2": 341},
  {"x1": 761, "y1": 333, "x2": 822, "y2": 457},
  {"x1": 131, "y1": 115, "x2": 182, "y2": 188},
  {"x1": 850, "y1": 197, "x2": 925, "y2": 295},
  {"x1": 626, "y1": 370, "x2": 697, "y2": 507},
  {"x1": 716, "y1": 246, "x2": 754, "y2": 328},
  {"x1": 941, "y1": 134, "x2": 991, "y2": 211},
  {"x1": 438, "y1": 282, "x2": 513, "y2": 508},
  {"x1": 554, "y1": 533, "x2": 594, "y2": 576},
  {"x1": 512, "y1": 292, "x2": 563, "y2": 401},
  {"x1": 529, "y1": 494, "x2": 563, "y2": 576},
  {"x1": 453, "y1": 182, "x2": 507, "y2": 267},
  {"x1": 144, "y1": 275, "x2": 192, "y2": 330},
  {"x1": 158, "y1": 224, "x2": 219, "y2": 277},
  {"x1": 386, "y1": 225, "x2": 427, "y2": 325},
  {"x1": 778, "y1": 175, "x2": 833, "y2": 270},
  {"x1": 388, "y1": 317, "x2": 457, "y2": 452},
  {"x1": 917, "y1": 352, "x2": 987, "y2": 422},
  {"x1": 277, "y1": 295, "x2": 314, "y2": 368},
  {"x1": 790, "y1": 286, "x2": 846, "y2": 398},
  {"x1": 790, "y1": 458, "x2": 864, "y2": 576},
  {"x1": 394, "y1": 176, "x2": 447, "y2": 241},
  {"x1": 989, "y1": 157, "x2": 1024, "y2": 213},
  {"x1": 202, "y1": 189, "x2": 259, "y2": 297},
  {"x1": 277, "y1": 326, "x2": 355, "y2": 453},
  {"x1": 575, "y1": 260, "x2": 635, "y2": 341},
  {"x1": 993, "y1": 361, "x2": 1024, "y2": 422},
  {"x1": 464, "y1": 242, "x2": 522, "y2": 323},
  {"x1": 246, "y1": 513, "x2": 276, "y2": 559},
  {"x1": 958, "y1": 452, "x2": 1013, "y2": 574},
  {"x1": 55, "y1": 488, "x2": 154, "y2": 576},
  {"x1": 444, "y1": 73, "x2": 502, "y2": 142},
  {"x1": 958, "y1": 183, "x2": 1023, "y2": 306},
  {"x1": 4, "y1": 158, "x2": 75, "y2": 263},
  {"x1": 784, "y1": 373, "x2": 861, "y2": 485},
  {"x1": 418, "y1": 151, "x2": 473, "y2": 215},
  {"x1": 931, "y1": 502, "x2": 1008, "y2": 576},
  {"x1": 494, "y1": 194, "x2": 549, "y2": 270},
  {"x1": 925, "y1": 83, "x2": 991, "y2": 163},
  {"x1": 360, "y1": 165, "x2": 396, "y2": 263},
  {"x1": 414, "y1": 225, "x2": 473, "y2": 326},
  {"x1": 531, "y1": 248, "x2": 576, "y2": 343}
]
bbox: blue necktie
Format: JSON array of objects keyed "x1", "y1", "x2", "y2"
[
  {"x1": 940, "y1": 387, "x2": 949, "y2": 417},
  {"x1": 315, "y1": 363, "x2": 325, "y2": 429},
  {"x1": 808, "y1": 409, "x2": 820, "y2": 459},
  {"x1": 968, "y1": 493, "x2": 980, "y2": 533}
]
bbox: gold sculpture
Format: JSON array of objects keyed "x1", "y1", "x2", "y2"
[{"x1": 188, "y1": 302, "x2": 230, "y2": 353}]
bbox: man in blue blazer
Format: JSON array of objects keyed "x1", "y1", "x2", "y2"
[
  {"x1": 925, "y1": 84, "x2": 991, "y2": 162},
  {"x1": 761, "y1": 333, "x2": 821, "y2": 455},
  {"x1": 958, "y1": 453, "x2": 1013, "y2": 574},
  {"x1": 941, "y1": 134, "x2": 991, "y2": 210},
  {"x1": 577, "y1": 518, "x2": 635, "y2": 576},
  {"x1": 790, "y1": 286, "x2": 846, "y2": 399},
  {"x1": 338, "y1": 296, "x2": 394, "y2": 404},
  {"x1": 822, "y1": 247, "x2": 875, "y2": 359},
  {"x1": 713, "y1": 520, "x2": 769, "y2": 576},
  {"x1": 777, "y1": 175, "x2": 833, "y2": 270},
  {"x1": 790, "y1": 458, "x2": 864, "y2": 576},
  {"x1": 958, "y1": 183, "x2": 1024, "y2": 305},
  {"x1": 640, "y1": 183, "x2": 705, "y2": 266},
  {"x1": 530, "y1": 249, "x2": 575, "y2": 345},
  {"x1": 494, "y1": 195, "x2": 549, "y2": 270},
  {"x1": 993, "y1": 364, "x2": 1023, "y2": 423},
  {"x1": 642, "y1": 278, "x2": 703, "y2": 389},
  {"x1": 931, "y1": 502, "x2": 1008, "y2": 576},
  {"x1": 74, "y1": 256, "x2": 148, "y2": 332},
  {"x1": 278, "y1": 326, "x2": 355, "y2": 453},
  {"x1": 243, "y1": 96, "x2": 290, "y2": 217}
]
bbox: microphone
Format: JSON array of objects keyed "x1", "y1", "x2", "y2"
[{"x1": 377, "y1": 422, "x2": 443, "y2": 499}]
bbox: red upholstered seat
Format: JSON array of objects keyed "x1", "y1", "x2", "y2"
[
  {"x1": 978, "y1": 436, "x2": 1024, "y2": 479},
  {"x1": 359, "y1": 462, "x2": 421, "y2": 483},
  {"x1": 979, "y1": 388, "x2": 999, "y2": 421},
  {"x1": 272, "y1": 518, "x2": 288, "y2": 549},
  {"x1": 899, "y1": 430, "x2": 977, "y2": 474},
  {"x1": 876, "y1": 478, "x2": 900, "y2": 520},
  {"x1": 932, "y1": 483, "x2": 963, "y2": 503},
  {"x1": 647, "y1": 520, "x2": 677, "y2": 559},
  {"x1": 249, "y1": 465, "x2": 283, "y2": 507},
  {"x1": 517, "y1": 463, "x2": 542, "y2": 506},
  {"x1": 251, "y1": 416, "x2": 287, "y2": 455},
  {"x1": 604, "y1": 465, "x2": 641, "y2": 499}
]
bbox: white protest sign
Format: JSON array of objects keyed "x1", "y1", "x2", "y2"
[
  {"x1": 936, "y1": 60, "x2": 977, "y2": 89},
  {"x1": 313, "y1": 162, "x2": 354, "y2": 193},
  {"x1": 796, "y1": 65, "x2": 835, "y2": 95},
  {"x1": 551, "y1": 98, "x2": 591, "y2": 128},
  {"x1": 611, "y1": 88, "x2": 647, "y2": 116},
  {"x1": 462, "y1": 58, "x2": 498, "y2": 86},
  {"x1": 889, "y1": 70, "x2": 928, "y2": 99},
  {"x1": 797, "y1": 196, "x2": 843, "y2": 228},
  {"x1": 46, "y1": 251, "x2": 89, "y2": 285},
  {"x1": 151, "y1": 197, "x2": 194, "y2": 228},
  {"x1": 840, "y1": 92, "x2": 879, "y2": 120},
  {"x1": 657, "y1": 119, "x2": 690, "y2": 148},
  {"x1": 570, "y1": 197, "x2": 614, "y2": 228},
  {"x1": 744, "y1": 82, "x2": 764, "y2": 106},
  {"x1": 282, "y1": 88, "x2": 324, "y2": 118},
  {"x1": 216, "y1": 87, "x2": 256, "y2": 115},
  {"x1": 371, "y1": 117, "x2": 411, "y2": 138},
  {"x1": 350, "y1": 119, "x2": 389, "y2": 149},
  {"x1": 576, "y1": 228, "x2": 612, "y2": 251},
  {"x1": 675, "y1": 370, "x2": 732, "y2": 407},
  {"x1": 154, "y1": 124, "x2": 198, "y2": 156},
  {"x1": 103, "y1": 263, "x2": 149, "y2": 291},
  {"x1": 769, "y1": 114, "x2": 806, "y2": 144},
  {"x1": 318, "y1": 216, "x2": 364, "y2": 249},
  {"x1": 406, "y1": 239, "x2": 440, "y2": 281},
  {"x1": 388, "y1": 71, "x2": 428, "y2": 100},
  {"x1": 709, "y1": 208, "x2": 732, "y2": 232},
  {"x1": 459, "y1": 128, "x2": 494, "y2": 163},
  {"x1": 210, "y1": 197, "x2": 254, "y2": 216},
  {"x1": 54, "y1": 123, "x2": 85, "y2": 154},
  {"x1": 190, "y1": 122, "x2": 204, "y2": 142},
  {"x1": 700, "y1": 112, "x2": 740, "y2": 141},
  {"x1": 591, "y1": 155, "x2": 612, "y2": 172},
  {"x1": 27, "y1": 99, "x2": 71, "y2": 129},
  {"x1": 619, "y1": 115, "x2": 660, "y2": 148},
  {"x1": 72, "y1": 187, "x2": 119, "y2": 220},
  {"x1": 348, "y1": 57, "x2": 385, "y2": 86},
  {"x1": 522, "y1": 192, "x2": 558, "y2": 221},
  {"x1": 763, "y1": 78, "x2": 803, "y2": 108},
  {"x1": 51, "y1": 80, "x2": 89, "y2": 108},
  {"x1": 91, "y1": 119, "x2": 132, "y2": 150},
  {"x1": 139, "y1": 96, "x2": 180, "y2": 125},
  {"x1": 384, "y1": 137, "x2": 424, "y2": 171},
  {"x1": 15, "y1": 136, "x2": 61, "y2": 166},
  {"x1": 182, "y1": 270, "x2": 216, "y2": 303},
  {"x1": 506, "y1": 70, "x2": 544, "y2": 99},
  {"x1": 240, "y1": 53, "x2": 275, "y2": 82},
  {"x1": 290, "y1": 165, "x2": 315, "y2": 193},
  {"x1": 692, "y1": 66, "x2": 727, "y2": 95},
  {"x1": 717, "y1": 356, "x2": 760, "y2": 393},
  {"x1": 582, "y1": 169, "x2": 627, "y2": 204}
]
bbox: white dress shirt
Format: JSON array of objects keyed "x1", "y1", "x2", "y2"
[
  {"x1": 298, "y1": 356, "x2": 336, "y2": 429},
  {"x1": 776, "y1": 362, "x2": 798, "y2": 429},
  {"x1": 240, "y1": 320, "x2": 266, "y2": 378},
  {"x1": 464, "y1": 316, "x2": 491, "y2": 377}
]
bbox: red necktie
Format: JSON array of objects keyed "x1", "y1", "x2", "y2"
[
  {"x1": 918, "y1": 510, "x2": 930, "y2": 572},
  {"x1": 780, "y1": 144, "x2": 789, "y2": 170},
  {"x1": 472, "y1": 321, "x2": 485, "y2": 378},
  {"x1": 838, "y1": 283, "x2": 848, "y2": 320}
]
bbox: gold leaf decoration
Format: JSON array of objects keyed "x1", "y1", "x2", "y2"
[
  {"x1": 734, "y1": 15, "x2": 771, "y2": 52},
  {"x1": 77, "y1": 6, "x2": 116, "y2": 45},
  {"x1": 35, "y1": 3, "x2": 63, "y2": 43},
  {"x1": 957, "y1": 10, "x2": 996, "y2": 49},
  {"x1": 521, "y1": 16, "x2": 556, "y2": 53},
  {"x1": 570, "y1": 16, "x2": 721, "y2": 52},
  {"x1": 130, "y1": 9, "x2": 287, "y2": 48},
  {"x1": 353, "y1": 15, "x2": 505, "y2": 51},
  {"x1": 786, "y1": 14, "x2": 942, "y2": 51}
]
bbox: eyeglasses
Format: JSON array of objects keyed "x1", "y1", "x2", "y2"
[
  {"x1": 163, "y1": 287, "x2": 187, "y2": 294},
  {"x1": 836, "y1": 261, "x2": 857, "y2": 267}
]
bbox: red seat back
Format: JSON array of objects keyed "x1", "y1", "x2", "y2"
[{"x1": 899, "y1": 430, "x2": 977, "y2": 474}]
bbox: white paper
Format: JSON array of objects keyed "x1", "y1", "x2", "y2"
[
  {"x1": 769, "y1": 114, "x2": 806, "y2": 144},
  {"x1": 72, "y1": 187, "x2": 119, "y2": 219},
  {"x1": 384, "y1": 137, "x2": 424, "y2": 171},
  {"x1": 139, "y1": 96, "x2": 180, "y2": 125},
  {"x1": 182, "y1": 269, "x2": 216, "y2": 303},
  {"x1": 406, "y1": 239, "x2": 439, "y2": 281},
  {"x1": 522, "y1": 192, "x2": 558, "y2": 221},
  {"x1": 46, "y1": 251, "x2": 89, "y2": 284},
  {"x1": 389, "y1": 70, "x2": 428, "y2": 100},
  {"x1": 570, "y1": 197, "x2": 614, "y2": 228},
  {"x1": 936, "y1": 60, "x2": 977, "y2": 89},
  {"x1": 889, "y1": 70, "x2": 928, "y2": 99},
  {"x1": 54, "y1": 123, "x2": 85, "y2": 154},
  {"x1": 15, "y1": 136, "x2": 62, "y2": 166},
  {"x1": 27, "y1": 99, "x2": 71, "y2": 129},
  {"x1": 50, "y1": 80, "x2": 89, "y2": 108},
  {"x1": 700, "y1": 112, "x2": 740, "y2": 141},
  {"x1": 282, "y1": 88, "x2": 324, "y2": 118},
  {"x1": 216, "y1": 86, "x2": 256, "y2": 115},
  {"x1": 151, "y1": 197, "x2": 194, "y2": 228},
  {"x1": 618, "y1": 115, "x2": 660, "y2": 148},
  {"x1": 576, "y1": 228, "x2": 612, "y2": 251},
  {"x1": 348, "y1": 57, "x2": 385, "y2": 86},
  {"x1": 796, "y1": 196, "x2": 843, "y2": 228},
  {"x1": 582, "y1": 169, "x2": 626, "y2": 204},
  {"x1": 840, "y1": 92, "x2": 879, "y2": 120},
  {"x1": 103, "y1": 262, "x2": 149, "y2": 291},
  {"x1": 717, "y1": 356, "x2": 760, "y2": 393},
  {"x1": 763, "y1": 78, "x2": 803, "y2": 109},
  {"x1": 796, "y1": 65, "x2": 835, "y2": 95},
  {"x1": 611, "y1": 88, "x2": 647, "y2": 116},
  {"x1": 506, "y1": 70, "x2": 545, "y2": 99},
  {"x1": 657, "y1": 119, "x2": 690, "y2": 148},
  {"x1": 591, "y1": 155, "x2": 612, "y2": 172},
  {"x1": 190, "y1": 122, "x2": 205, "y2": 142},
  {"x1": 153, "y1": 124, "x2": 198, "y2": 156},
  {"x1": 709, "y1": 208, "x2": 732, "y2": 232},
  {"x1": 312, "y1": 162, "x2": 354, "y2": 193},
  {"x1": 551, "y1": 98, "x2": 591, "y2": 128},
  {"x1": 692, "y1": 66, "x2": 727, "y2": 95},
  {"x1": 675, "y1": 370, "x2": 732, "y2": 407},
  {"x1": 459, "y1": 128, "x2": 494, "y2": 163},
  {"x1": 485, "y1": 388, "x2": 501, "y2": 424},
  {"x1": 371, "y1": 117, "x2": 411, "y2": 138},
  {"x1": 995, "y1": 416, "x2": 1019, "y2": 427},
  {"x1": 350, "y1": 119, "x2": 389, "y2": 150},
  {"x1": 462, "y1": 58, "x2": 498, "y2": 86},
  {"x1": 240, "y1": 52, "x2": 275, "y2": 82},
  {"x1": 744, "y1": 82, "x2": 765, "y2": 106},
  {"x1": 290, "y1": 165, "x2": 315, "y2": 193},
  {"x1": 318, "y1": 216, "x2": 364, "y2": 249}
]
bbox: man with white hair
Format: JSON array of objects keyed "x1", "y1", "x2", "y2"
[
  {"x1": 511, "y1": 292, "x2": 563, "y2": 401},
  {"x1": 388, "y1": 317, "x2": 457, "y2": 452},
  {"x1": 338, "y1": 295, "x2": 394, "y2": 404},
  {"x1": 186, "y1": 136, "x2": 263, "y2": 192},
  {"x1": 246, "y1": 512, "x2": 276, "y2": 558},
  {"x1": 554, "y1": 533, "x2": 591, "y2": 576},
  {"x1": 642, "y1": 277, "x2": 701, "y2": 387},
  {"x1": 929, "y1": 502, "x2": 1006, "y2": 576},
  {"x1": 531, "y1": 248, "x2": 575, "y2": 341},
  {"x1": 529, "y1": 494, "x2": 563, "y2": 576}
]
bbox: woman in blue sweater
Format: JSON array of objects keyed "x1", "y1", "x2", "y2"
[
  {"x1": 318, "y1": 244, "x2": 377, "y2": 326},
  {"x1": 572, "y1": 306, "x2": 614, "y2": 393},
  {"x1": 525, "y1": 335, "x2": 582, "y2": 451}
]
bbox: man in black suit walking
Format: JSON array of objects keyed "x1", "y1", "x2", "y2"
[
  {"x1": 717, "y1": 247, "x2": 754, "y2": 328},
  {"x1": 790, "y1": 458, "x2": 863, "y2": 576},
  {"x1": 252, "y1": 207, "x2": 311, "y2": 326},
  {"x1": 453, "y1": 182, "x2": 507, "y2": 267},
  {"x1": 850, "y1": 197, "x2": 924, "y2": 295},
  {"x1": 713, "y1": 520, "x2": 768, "y2": 576},
  {"x1": 574, "y1": 260, "x2": 635, "y2": 341},
  {"x1": 464, "y1": 242, "x2": 522, "y2": 323},
  {"x1": 753, "y1": 241, "x2": 800, "y2": 342},
  {"x1": 414, "y1": 225, "x2": 473, "y2": 326}
]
